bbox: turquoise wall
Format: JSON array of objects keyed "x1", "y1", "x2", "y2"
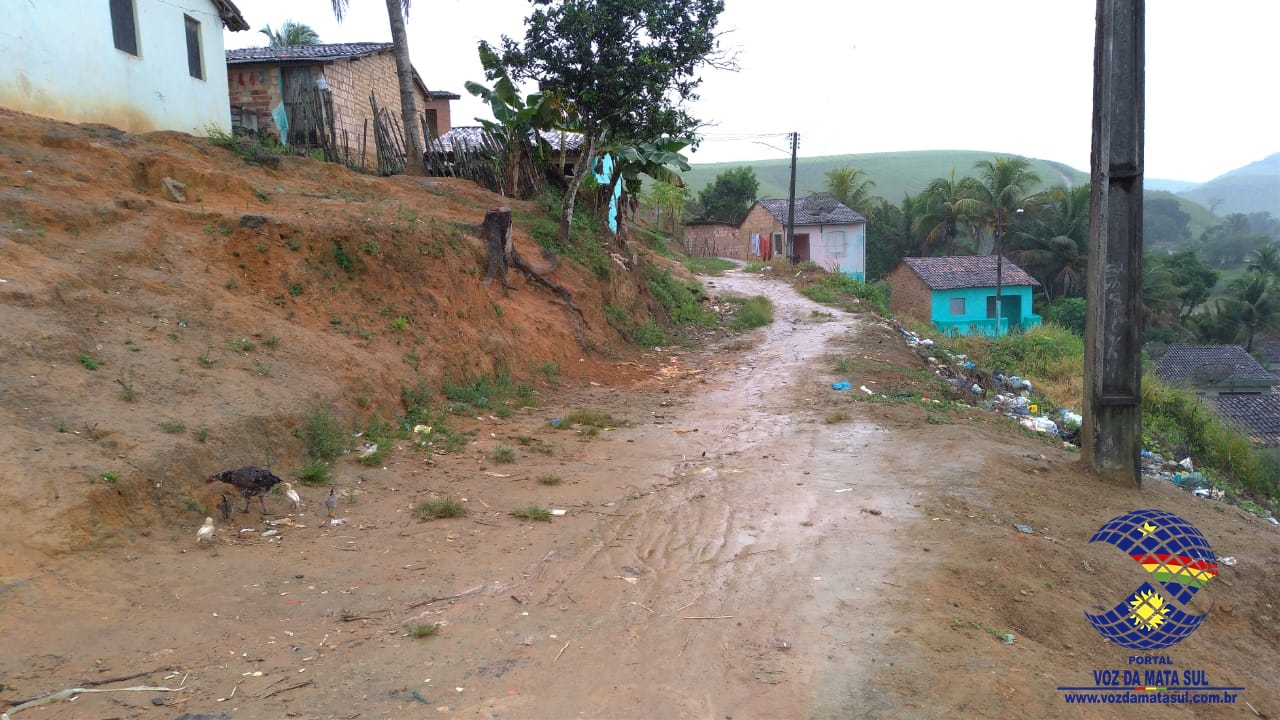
[{"x1": 930, "y1": 286, "x2": 1041, "y2": 337}]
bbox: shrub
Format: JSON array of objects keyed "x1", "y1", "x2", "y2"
[
  {"x1": 644, "y1": 265, "x2": 714, "y2": 326},
  {"x1": 302, "y1": 407, "x2": 347, "y2": 460},
  {"x1": 294, "y1": 460, "x2": 332, "y2": 486},
  {"x1": 1042, "y1": 297, "x2": 1087, "y2": 335}
]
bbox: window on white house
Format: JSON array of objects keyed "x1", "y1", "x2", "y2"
[
  {"x1": 825, "y1": 231, "x2": 846, "y2": 257},
  {"x1": 110, "y1": 0, "x2": 138, "y2": 56},
  {"x1": 185, "y1": 15, "x2": 204, "y2": 80},
  {"x1": 950, "y1": 297, "x2": 966, "y2": 316}
]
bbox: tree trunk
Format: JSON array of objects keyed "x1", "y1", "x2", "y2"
[
  {"x1": 559, "y1": 132, "x2": 599, "y2": 244},
  {"x1": 386, "y1": 0, "x2": 425, "y2": 176}
]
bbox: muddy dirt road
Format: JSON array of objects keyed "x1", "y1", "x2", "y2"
[{"x1": 4, "y1": 268, "x2": 1279, "y2": 720}]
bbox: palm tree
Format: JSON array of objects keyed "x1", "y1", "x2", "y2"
[
  {"x1": 1015, "y1": 184, "x2": 1090, "y2": 301},
  {"x1": 1229, "y1": 272, "x2": 1278, "y2": 352},
  {"x1": 259, "y1": 20, "x2": 320, "y2": 47},
  {"x1": 824, "y1": 166, "x2": 881, "y2": 217},
  {"x1": 331, "y1": 0, "x2": 425, "y2": 176},
  {"x1": 1246, "y1": 242, "x2": 1280, "y2": 279},
  {"x1": 970, "y1": 156, "x2": 1042, "y2": 256},
  {"x1": 915, "y1": 168, "x2": 983, "y2": 255}
]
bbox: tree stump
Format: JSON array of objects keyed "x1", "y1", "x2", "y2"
[
  {"x1": 480, "y1": 207, "x2": 514, "y2": 289},
  {"x1": 477, "y1": 207, "x2": 585, "y2": 324}
]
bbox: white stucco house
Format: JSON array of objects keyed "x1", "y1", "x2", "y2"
[{"x1": 0, "y1": 0, "x2": 249, "y2": 134}]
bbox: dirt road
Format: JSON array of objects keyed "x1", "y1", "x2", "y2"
[{"x1": 4, "y1": 268, "x2": 1279, "y2": 720}]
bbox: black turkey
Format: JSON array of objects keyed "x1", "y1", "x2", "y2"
[{"x1": 206, "y1": 466, "x2": 283, "y2": 513}]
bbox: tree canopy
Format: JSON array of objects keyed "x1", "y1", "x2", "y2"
[
  {"x1": 492, "y1": 0, "x2": 726, "y2": 240},
  {"x1": 697, "y1": 166, "x2": 758, "y2": 224}
]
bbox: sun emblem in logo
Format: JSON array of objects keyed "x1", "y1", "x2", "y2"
[{"x1": 1128, "y1": 588, "x2": 1171, "y2": 630}]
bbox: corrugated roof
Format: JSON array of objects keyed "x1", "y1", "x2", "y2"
[
  {"x1": 1153, "y1": 345, "x2": 1278, "y2": 385},
  {"x1": 1210, "y1": 394, "x2": 1280, "y2": 445},
  {"x1": 427, "y1": 127, "x2": 585, "y2": 153},
  {"x1": 900, "y1": 255, "x2": 1040, "y2": 290},
  {"x1": 757, "y1": 195, "x2": 866, "y2": 225}
]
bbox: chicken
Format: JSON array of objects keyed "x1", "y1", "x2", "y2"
[
  {"x1": 217, "y1": 494, "x2": 233, "y2": 522},
  {"x1": 325, "y1": 488, "x2": 337, "y2": 518},
  {"x1": 196, "y1": 517, "x2": 215, "y2": 544},
  {"x1": 206, "y1": 466, "x2": 283, "y2": 513},
  {"x1": 282, "y1": 482, "x2": 302, "y2": 512}
]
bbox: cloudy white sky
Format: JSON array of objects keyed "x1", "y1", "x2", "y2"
[{"x1": 224, "y1": 0, "x2": 1278, "y2": 184}]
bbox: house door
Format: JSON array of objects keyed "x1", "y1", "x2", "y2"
[
  {"x1": 986, "y1": 294, "x2": 1022, "y2": 334},
  {"x1": 792, "y1": 233, "x2": 810, "y2": 263},
  {"x1": 759, "y1": 233, "x2": 771, "y2": 260},
  {"x1": 282, "y1": 67, "x2": 320, "y2": 148}
]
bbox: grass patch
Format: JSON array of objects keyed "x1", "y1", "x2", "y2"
[
  {"x1": 415, "y1": 497, "x2": 466, "y2": 520},
  {"x1": 158, "y1": 420, "x2": 187, "y2": 434},
  {"x1": 559, "y1": 409, "x2": 625, "y2": 430},
  {"x1": 644, "y1": 265, "x2": 714, "y2": 326},
  {"x1": 682, "y1": 256, "x2": 736, "y2": 276},
  {"x1": 488, "y1": 446, "x2": 516, "y2": 464},
  {"x1": 537, "y1": 474, "x2": 563, "y2": 486},
  {"x1": 405, "y1": 622, "x2": 441, "y2": 638},
  {"x1": 443, "y1": 371, "x2": 537, "y2": 418},
  {"x1": 725, "y1": 295, "x2": 774, "y2": 331},
  {"x1": 796, "y1": 272, "x2": 889, "y2": 313},
  {"x1": 293, "y1": 460, "x2": 332, "y2": 486},
  {"x1": 399, "y1": 379, "x2": 474, "y2": 454},
  {"x1": 79, "y1": 353, "x2": 104, "y2": 370},
  {"x1": 511, "y1": 505, "x2": 552, "y2": 522}
]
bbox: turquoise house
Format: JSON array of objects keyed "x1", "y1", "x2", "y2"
[{"x1": 887, "y1": 256, "x2": 1041, "y2": 337}]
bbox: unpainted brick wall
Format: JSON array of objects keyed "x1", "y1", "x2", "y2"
[
  {"x1": 887, "y1": 264, "x2": 933, "y2": 325},
  {"x1": 738, "y1": 204, "x2": 782, "y2": 259},
  {"x1": 683, "y1": 224, "x2": 741, "y2": 258}
]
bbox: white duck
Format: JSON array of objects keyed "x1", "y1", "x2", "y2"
[
  {"x1": 282, "y1": 482, "x2": 303, "y2": 512},
  {"x1": 196, "y1": 517, "x2": 215, "y2": 544}
]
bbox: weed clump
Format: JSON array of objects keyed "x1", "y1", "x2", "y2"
[{"x1": 415, "y1": 497, "x2": 466, "y2": 520}]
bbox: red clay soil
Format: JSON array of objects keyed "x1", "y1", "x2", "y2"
[{"x1": 1, "y1": 110, "x2": 1279, "y2": 720}]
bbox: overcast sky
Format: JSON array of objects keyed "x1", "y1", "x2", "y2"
[{"x1": 224, "y1": 0, "x2": 1278, "y2": 184}]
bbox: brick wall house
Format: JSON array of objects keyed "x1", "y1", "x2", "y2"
[
  {"x1": 225, "y1": 43, "x2": 457, "y2": 168},
  {"x1": 738, "y1": 203, "x2": 784, "y2": 261},
  {"x1": 683, "y1": 221, "x2": 740, "y2": 258}
]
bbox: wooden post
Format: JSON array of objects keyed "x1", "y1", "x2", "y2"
[{"x1": 1083, "y1": 0, "x2": 1144, "y2": 487}]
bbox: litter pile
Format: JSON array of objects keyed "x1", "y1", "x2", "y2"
[{"x1": 895, "y1": 324, "x2": 1081, "y2": 443}]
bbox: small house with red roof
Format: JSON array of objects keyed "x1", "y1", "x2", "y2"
[{"x1": 887, "y1": 255, "x2": 1041, "y2": 337}]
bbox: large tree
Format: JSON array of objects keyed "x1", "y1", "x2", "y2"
[
  {"x1": 259, "y1": 20, "x2": 320, "y2": 47},
  {"x1": 494, "y1": 0, "x2": 726, "y2": 242},
  {"x1": 697, "y1": 166, "x2": 758, "y2": 223},
  {"x1": 331, "y1": 0, "x2": 425, "y2": 175}
]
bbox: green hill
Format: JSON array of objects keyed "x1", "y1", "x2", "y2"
[
  {"x1": 681, "y1": 150, "x2": 1089, "y2": 204},
  {"x1": 1179, "y1": 153, "x2": 1280, "y2": 217}
]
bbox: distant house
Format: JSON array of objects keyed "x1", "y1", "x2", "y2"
[
  {"x1": 1, "y1": 0, "x2": 249, "y2": 133},
  {"x1": 887, "y1": 256, "x2": 1042, "y2": 337},
  {"x1": 1150, "y1": 344, "x2": 1278, "y2": 396},
  {"x1": 738, "y1": 196, "x2": 868, "y2": 279},
  {"x1": 225, "y1": 43, "x2": 458, "y2": 167},
  {"x1": 1256, "y1": 340, "x2": 1280, "y2": 373},
  {"x1": 1209, "y1": 395, "x2": 1280, "y2": 446}
]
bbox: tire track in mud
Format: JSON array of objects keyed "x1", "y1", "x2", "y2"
[{"x1": 475, "y1": 271, "x2": 941, "y2": 719}]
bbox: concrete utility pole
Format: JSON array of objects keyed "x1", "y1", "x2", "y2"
[
  {"x1": 786, "y1": 132, "x2": 798, "y2": 263},
  {"x1": 1083, "y1": 0, "x2": 1144, "y2": 488}
]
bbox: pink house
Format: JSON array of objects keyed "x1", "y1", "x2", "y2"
[{"x1": 738, "y1": 195, "x2": 867, "y2": 279}]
